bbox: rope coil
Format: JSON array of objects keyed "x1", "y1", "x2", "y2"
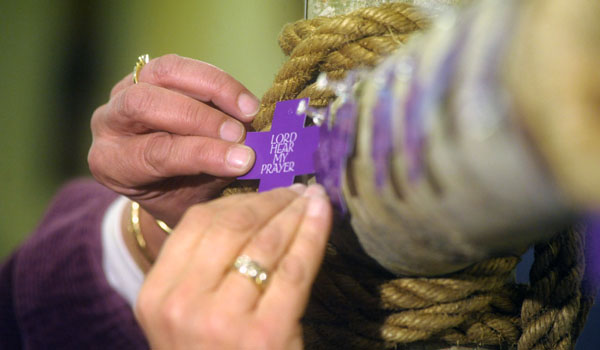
[{"x1": 304, "y1": 227, "x2": 593, "y2": 349}]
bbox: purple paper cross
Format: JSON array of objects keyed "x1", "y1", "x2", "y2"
[{"x1": 238, "y1": 98, "x2": 320, "y2": 192}]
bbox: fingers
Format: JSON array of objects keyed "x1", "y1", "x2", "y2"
[
  {"x1": 139, "y1": 202, "x2": 216, "y2": 304},
  {"x1": 136, "y1": 190, "x2": 276, "y2": 333},
  {"x1": 257, "y1": 185, "x2": 332, "y2": 328},
  {"x1": 89, "y1": 132, "x2": 255, "y2": 186},
  {"x1": 137, "y1": 189, "x2": 298, "y2": 348},
  {"x1": 91, "y1": 54, "x2": 260, "y2": 195},
  {"x1": 179, "y1": 187, "x2": 306, "y2": 292},
  {"x1": 106, "y1": 83, "x2": 247, "y2": 143},
  {"x1": 111, "y1": 54, "x2": 260, "y2": 122},
  {"x1": 135, "y1": 186, "x2": 331, "y2": 350},
  {"x1": 110, "y1": 73, "x2": 134, "y2": 98},
  {"x1": 215, "y1": 184, "x2": 309, "y2": 311}
]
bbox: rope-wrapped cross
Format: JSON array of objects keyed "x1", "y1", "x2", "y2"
[{"x1": 224, "y1": 3, "x2": 596, "y2": 349}]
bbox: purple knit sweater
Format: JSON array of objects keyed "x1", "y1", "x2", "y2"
[{"x1": 0, "y1": 180, "x2": 148, "y2": 349}]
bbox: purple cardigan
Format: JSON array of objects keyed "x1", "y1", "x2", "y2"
[{"x1": 0, "y1": 180, "x2": 148, "y2": 349}]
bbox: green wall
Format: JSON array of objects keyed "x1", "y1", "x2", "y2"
[{"x1": 0, "y1": 0, "x2": 304, "y2": 258}]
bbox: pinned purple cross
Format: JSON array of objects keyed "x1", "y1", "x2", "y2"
[{"x1": 238, "y1": 98, "x2": 320, "y2": 192}]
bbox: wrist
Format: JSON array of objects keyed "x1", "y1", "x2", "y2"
[
  {"x1": 139, "y1": 205, "x2": 170, "y2": 261},
  {"x1": 121, "y1": 202, "x2": 169, "y2": 273}
]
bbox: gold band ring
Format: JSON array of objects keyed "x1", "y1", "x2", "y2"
[
  {"x1": 233, "y1": 255, "x2": 269, "y2": 288},
  {"x1": 133, "y1": 54, "x2": 150, "y2": 84}
]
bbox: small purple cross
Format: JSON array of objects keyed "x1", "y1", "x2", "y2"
[{"x1": 238, "y1": 98, "x2": 320, "y2": 192}]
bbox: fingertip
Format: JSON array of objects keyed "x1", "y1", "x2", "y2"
[
  {"x1": 302, "y1": 184, "x2": 326, "y2": 198},
  {"x1": 237, "y1": 92, "x2": 260, "y2": 119},
  {"x1": 226, "y1": 144, "x2": 255, "y2": 173},
  {"x1": 306, "y1": 193, "x2": 329, "y2": 219},
  {"x1": 303, "y1": 184, "x2": 332, "y2": 222},
  {"x1": 219, "y1": 119, "x2": 245, "y2": 143},
  {"x1": 288, "y1": 183, "x2": 307, "y2": 194}
]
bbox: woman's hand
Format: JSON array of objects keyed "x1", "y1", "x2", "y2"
[
  {"x1": 135, "y1": 184, "x2": 332, "y2": 350},
  {"x1": 88, "y1": 54, "x2": 260, "y2": 227}
]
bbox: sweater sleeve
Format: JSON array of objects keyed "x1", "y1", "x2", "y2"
[
  {"x1": 0, "y1": 253, "x2": 23, "y2": 349},
  {"x1": 1, "y1": 179, "x2": 149, "y2": 350}
]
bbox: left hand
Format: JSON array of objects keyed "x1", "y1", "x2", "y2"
[
  {"x1": 88, "y1": 55, "x2": 260, "y2": 228},
  {"x1": 135, "y1": 184, "x2": 332, "y2": 349}
]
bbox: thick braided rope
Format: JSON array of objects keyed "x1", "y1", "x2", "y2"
[
  {"x1": 303, "y1": 245, "x2": 523, "y2": 349},
  {"x1": 224, "y1": 3, "x2": 594, "y2": 348},
  {"x1": 518, "y1": 227, "x2": 596, "y2": 350},
  {"x1": 250, "y1": 3, "x2": 429, "y2": 132},
  {"x1": 223, "y1": 3, "x2": 426, "y2": 196},
  {"x1": 303, "y1": 228, "x2": 593, "y2": 350}
]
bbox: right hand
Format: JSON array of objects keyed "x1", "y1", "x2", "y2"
[
  {"x1": 88, "y1": 54, "x2": 260, "y2": 227},
  {"x1": 136, "y1": 184, "x2": 333, "y2": 349}
]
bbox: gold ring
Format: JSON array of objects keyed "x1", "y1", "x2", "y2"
[
  {"x1": 133, "y1": 54, "x2": 150, "y2": 84},
  {"x1": 233, "y1": 255, "x2": 268, "y2": 288}
]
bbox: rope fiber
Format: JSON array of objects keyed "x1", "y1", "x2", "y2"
[{"x1": 225, "y1": 3, "x2": 596, "y2": 349}]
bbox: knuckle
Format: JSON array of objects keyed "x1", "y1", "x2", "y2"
[
  {"x1": 198, "y1": 63, "x2": 234, "y2": 96},
  {"x1": 213, "y1": 204, "x2": 257, "y2": 232},
  {"x1": 158, "y1": 292, "x2": 188, "y2": 331},
  {"x1": 116, "y1": 84, "x2": 153, "y2": 118},
  {"x1": 142, "y1": 133, "x2": 172, "y2": 177},
  {"x1": 141, "y1": 133, "x2": 172, "y2": 176},
  {"x1": 179, "y1": 100, "x2": 205, "y2": 131},
  {"x1": 207, "y1": 71, "x2": 231, "y2": 95},
  {"x1": 253, "y1": 225, "x2": 282, "y2": 255},
  {"x1": 194, "y1": 139, "x2": 222, "y2": 164},
  {"x1": 110, "y1": 82, "x2": 122, "y2": 98},
  {"x1": 134, "y1": 285, "x2": 162, "y2": 326},
  {"x1": 279, "y1": 254, "x2": 306, "y2": 285},
  {"x1": 198, "y1": 311, "x2": 231, "y2": 343},
  {"x1": 87, "y1": 145, "x2": 114, "y2": 186},
  {"x1": 89, "y1": 106, "x2": 104, "y2": 134},
  {"x1": 151, "y1": 54, "x2": 181, "y2": 83},
  {"x1": 87, "y1": 147, "x2": 101, "y2": 177}
]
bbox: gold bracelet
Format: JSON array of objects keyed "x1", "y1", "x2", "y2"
[
  {"x1": 155, "y1": 219, "x2": 173, "y2": 235},
  {"x1": 130, "y1": 201, "x2": 155, "y2": 263}
]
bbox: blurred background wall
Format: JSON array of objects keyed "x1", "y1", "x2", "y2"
[{"x1": 0, "y1": 0, "x2": 304, "y2": 258}]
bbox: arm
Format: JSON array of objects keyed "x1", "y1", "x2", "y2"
[{"x1": 4, "y1": 180, "x2": 148, "y2": 349}]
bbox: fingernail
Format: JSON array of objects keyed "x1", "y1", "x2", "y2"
[
  {"x1": 303, "y1": 184, "x2": 326, "y2": 198},
  {"x1": 307, "y1": 194, "x2": 327, "y2": 218},
  {"x1": 237, "y1": 92, "x2": 260, "y2": 118},
  {"x1": 226, "y1": 145, "x2": 253, "y2": 170},
  {"x1": 219, "y1": 120, "x2": 244, "y2": 142},
  {"x1": 289, "y1": 183, "x2": 307, "y2": 194}
]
